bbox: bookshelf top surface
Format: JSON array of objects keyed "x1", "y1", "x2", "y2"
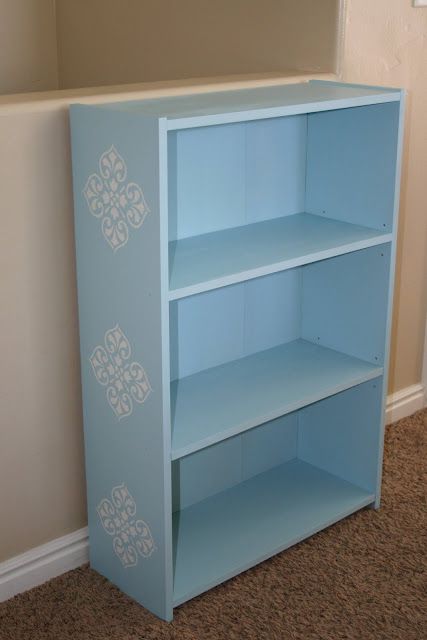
[{"x1": 98, "y1": 81, "x2": 402, "y2": 129}]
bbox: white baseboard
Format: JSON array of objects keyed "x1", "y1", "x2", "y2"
[
  {"x1": 0, "y1": 384, "x2": 424, "y2": 604},
  {"x1": 385, "y1": 383, "x2": 425, "y2": 425},
  {"x1": 0, "y1": 527, "x2": 89, "y2": 602}
]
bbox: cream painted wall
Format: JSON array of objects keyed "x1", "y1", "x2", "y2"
[
  {"x1": 0, "y1": 0, "x2": 58, "y2": 94},
  {"x1": 0, "y1": 108, "x2": 86, "y2": 561},
  {"x1": 55, "y1": 0, "x2": 339, "y2": 88},
  {"x1": 341, "y1": 1, "x2": 427, "y2": 392}
]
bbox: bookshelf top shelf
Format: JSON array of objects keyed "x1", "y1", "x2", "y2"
[{"x1": 105, "y1": 81, "x2": 402, "y2": 130}]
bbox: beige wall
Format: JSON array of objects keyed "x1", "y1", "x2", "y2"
[
  {"x1": 55, "y1": 0, "x2": 340, "y2": 89},
  {"x1": 341, "y1": 1, "x2": 427, "y2": 392},
  {"x1": 0, "y1": 107, "x2": 86, "y2": 561},
  {"x1": 0, "y1": 0, "x2": 340, "y2": 95},
  {"x1": 0, "y1": 0, "x2": 58, "y2": 94}
]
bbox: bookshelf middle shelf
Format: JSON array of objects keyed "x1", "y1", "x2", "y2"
[{"x1": 171, "y1": 338, "x2": 382, "y2": 460}]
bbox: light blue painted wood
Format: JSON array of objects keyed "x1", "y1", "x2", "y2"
[
  {"x1": 306, "y1": 102, "x2": 400, "y2": 231},
  {"x1": 172, "y1": 437, "x2": 242, "y2": 512},
  {"x1": 301, "y1": 244, "x2": 391, "y2": 365},
  {"x1": 309, "y1": 79, "x2": 402, "y2": 93},
  {"x1": 298, "y1": 381, "x2": 383, "y2": 493},
  {"x1": 374, "y1": 91, "x2": 406, "y2": 508},
  {"x1": 169, "y1": 115, "x2": 306, "y2": 242},
  {"x1": 170, "y1": 270, "x2": 300, "y2": 379},
  {"x1": 70, "y1": 82, "x2": 404, "y2": 619},
  {"x1": 107, "y1": 82, "x2": 400, "y2": 130},
  {"x1": 70, "y1": 106, "x2": 173, "y2": 620},
  {"x1": 169, "y1": 212, "x2": 392, "y2": 300},
  {"x1": 173, "y1": 459, "x2": 375, "y2": 606},
  {"x1": 174, "y1": 413, "x2": 298, "y2": 512},
  {"x1": 171, "y1": 339, "x2": 382, "y2": 460},
  {"x1": 241, "y1": 413, "x2": 298, "y2": 481},
  {"x1": 243, "y1": 270, "x2": 301, "y2": 357},
  {"x1": 170, "y1": 283, "x2": 245, "y2": 380},
  {"x1": 171, "y1": 123, "x2": 246, "y2": 240},
  {"x1": 244, "y1": 115, "x2": 307, "y2": 223}
]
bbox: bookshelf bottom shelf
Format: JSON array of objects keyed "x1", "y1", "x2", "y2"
[{"x1": 172, "y1": 459, "x2": 374, "y2": 606}]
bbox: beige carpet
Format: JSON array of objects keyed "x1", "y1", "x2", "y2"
[{"x1": 1, "y1": 410, "x2": 426, "y2": 640}]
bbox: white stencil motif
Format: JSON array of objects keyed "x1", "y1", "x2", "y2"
[
  {"x1": 97, "y1": 484, "x2": 156, "y2": 568},
  {"x1": 89, "y1": 325, "x2": 152, "y2": 419},
  {"x1": 83, "y1": 145, "x2": 150, "y2": 251}
]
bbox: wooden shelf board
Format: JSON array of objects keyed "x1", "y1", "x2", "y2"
[
  {"x1": 171, "y1": 339, "x2": 382, "y2": 460},
  {"x1": 119, "y1": 81, "x2": 400, "y2": 129},
  {"x1": 169, "y1": 213, "x2": 391, "y2": 300},
  {"x1": 173, "y1": 459, "x2": 374, "y2": 606}
]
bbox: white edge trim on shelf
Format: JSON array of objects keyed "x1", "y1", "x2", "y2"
[
  {"x1": 385, "y1": 383, "x2": 425, "y2": 424},
  {"x1": 0, "y1": 384, "x2": 424, "y2": 604},
  {"x1": 0, "y1": 527, "x2": 89, "y2": 603}
]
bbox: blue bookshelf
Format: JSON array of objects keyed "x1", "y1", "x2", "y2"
[{"x1": 70, "y1": 80, "x2": 404, "y2": 621}]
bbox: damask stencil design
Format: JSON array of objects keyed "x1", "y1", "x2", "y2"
[
  {"x1": 90, "y1": 325, "x2": 152, "y2": 419},
  {"x1": 97, "y1": 484, "x2": 156, "y2": 568},
  {"x1": 83, "y1": 145, "x2": 150, "y2": 251}
]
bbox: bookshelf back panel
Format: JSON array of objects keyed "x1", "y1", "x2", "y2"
[
  {"x1": 172, "y1": 413, "x2": 298, "y2": 512},
  {"x1": 168, "y1": 115, "x2": 307, "y2": 241},
  {"x1": 170, "y1": 269, "x2": 301, "y2": 380}
]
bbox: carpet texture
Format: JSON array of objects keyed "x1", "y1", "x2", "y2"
[{"x1": 1, "y1": 410, "x2": 426, "y2": 640}]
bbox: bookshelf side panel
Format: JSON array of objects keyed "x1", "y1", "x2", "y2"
[
  {"x1": 298, "y1": 381, "x2": 383, "y2": 494},
  {"x1": 70, "y1": 106, "x2": 172, "y2": 620},
  {"x1": 306, "y1": 102, "x2": 400, "y2": 231}
]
